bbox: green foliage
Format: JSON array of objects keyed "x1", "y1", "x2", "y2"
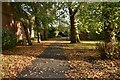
[
  {"x1": 97, "y1": 42, "x2": 120, "y2": 60},
  {"x1": 48, "y1": 27, "x2": 57, "y2": 38},
  {"x1": 11, "y1": 2, "x2": 120, "y2": 42},
  {"x1": 2, "y1": 28, "x2": 17, "y2": 50},
  {"x1": 76, "y1": 2, "x2": 120, "y2": 41},
  {"x1": 31, "y1": 2, "x2": 56, "y2": 32},
  {"x1": 30, "y1": 38, "x2": 34, "y2": 41}
]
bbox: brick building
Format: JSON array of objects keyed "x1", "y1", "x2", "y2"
[{"x1": 2, "y1": 2, "x2": 26, "y2": 41}]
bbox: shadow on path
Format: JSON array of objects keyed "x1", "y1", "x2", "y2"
[
  {"x1": 37, "y1": 43, "x2": 69, "y2": 60},
  {"x1": 17, "y1": 41, "x2": 69, "y2": 78}
]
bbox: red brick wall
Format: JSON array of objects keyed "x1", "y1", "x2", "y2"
[
  {"x1": 2, "y1": 2, "x2": 17, "y2": 32},
  {"x1": 2, "y1": 2, "x2": 26, "y2": 40}
]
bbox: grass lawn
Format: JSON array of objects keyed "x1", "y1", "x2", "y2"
[{"x1": 63, "y1": 41, "x2": 120, "y2": 79}]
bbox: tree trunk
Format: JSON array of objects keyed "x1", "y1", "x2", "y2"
[
  {"x1": 101, "y1": 3, "x2": 118, "y2": 59},
  {"x1": 21, "y1": 21, "x2": 32, "y2": 45},
  {"x1": 103, "y1": 21, "x2": 117, "y2": 59},
  {"x1": 69, "y1": 8, "x2": 80, "y2": 43},
  {"x1": 103, "y1": 3, "x2": 116, "y2": 44},
  {"x1": 43, "y1": 29, "x2": 48, "y2": 40},
  {"x1": 37, "y1": 32, "x2": 41, "y2": 43},
  {"x1": 104, "y1": 21, "x2": 116, "y2": 44},
  {"x1": 29, "y1": 19, "x2": 32, "y2": 38},
  {"x1": 70, "y1": 15, "x2": 77, "y2": 43},
  {"x1": 29, "y1": 25, "x2": 32, "y2": 37}
]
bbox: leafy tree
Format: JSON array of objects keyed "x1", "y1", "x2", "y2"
[
  {"x1": 11, "y1": 2, "x2": 32, "y2": 45},
  {"x1": 56, "y1": 2, "x2": 82, "y2": 43},
  {"x1": 30, "y1": 2, "x2": 56, "y2": 42},
  {"x1": 67, "y1": 2, "x2": 81, "y2": 43},
  {"x1": 11, "y1": 2, "x2": 56, "y2": 43},
  {"x1": 100, "y1": 2, "x2": 119, "y2": 43},
  {"x1": 100, "y1": 2, "x2": 120, "y2": 59},
  {"x1": 83, "y1": 2, "x2": 120, "y2": 59}
]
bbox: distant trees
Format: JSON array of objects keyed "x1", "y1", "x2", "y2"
[{"x1": 31, "y1": 2, "x2": 56, "y2": 41}]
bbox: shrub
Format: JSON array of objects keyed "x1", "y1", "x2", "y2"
[
  {"x1": 2, "y1": 28, "x2": 17, "y2": 50},
  {"x1": 97, "y1": 42, "x2": 120, "y2": 60},
  {"x1": 30, "y1": 37, "x2": 34, "y2": 41}
]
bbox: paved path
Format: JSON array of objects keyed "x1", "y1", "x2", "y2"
[{"x1": 17, "y1": 41, "x2": 69, "y2": 78}]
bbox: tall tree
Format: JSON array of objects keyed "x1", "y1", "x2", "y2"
[
  {"x1": 11, "y1": 2, "x2": 32, "y2": 45},
  {"x1": 30, "y1": 2, "x2": 56, "y2": 41},
  {"x1": 101, "y1": 2, "x2": 120, "y2": 59},
  {"x1": 55, "y1": 2, "x2": 81, "y2": 43},
  {"x1": 67, "y1": 2, "x2": 81, "y2": 43},
  {"x1": 101, "y1": 2, "x2": 120, "y2": 43}
]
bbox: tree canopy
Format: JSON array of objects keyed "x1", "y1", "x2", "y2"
[{"x1": 10, "y1": 2, "x2": 120, "y2": 44}]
